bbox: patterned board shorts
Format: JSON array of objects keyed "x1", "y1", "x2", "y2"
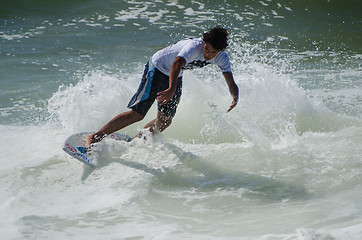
[{"x1": 127, "y1": 60, "x2": 182, "y2": 117}]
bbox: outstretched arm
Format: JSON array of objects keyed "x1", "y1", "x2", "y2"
[
  {"x1": 223, "y1": 72, "x2": 239, "y2": 112},
  {"x1": 157, "y1": 57, "x2": 186, "y2": 105}
]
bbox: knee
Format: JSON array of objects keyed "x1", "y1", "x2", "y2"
[
  {"x1": 165, "y1": 117, "x2": 172, "y2": 127},
  {"x1": 159, "y1": 116, "x2": 172, "y2": 131}
]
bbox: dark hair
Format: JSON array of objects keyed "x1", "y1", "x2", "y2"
[{"x1": 203, "y1": 26, "x2": 229, "y2": 50}]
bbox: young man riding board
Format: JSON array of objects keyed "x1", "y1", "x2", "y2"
[{"x1": 86, "y1": 26, "x2": 239, "y2": 146}]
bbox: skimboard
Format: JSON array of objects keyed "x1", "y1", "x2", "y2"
[{"x1": 62, "y1": 132, "x2": 132, "y2": 167}]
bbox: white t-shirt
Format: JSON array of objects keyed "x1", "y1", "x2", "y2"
[{"x1": 151, "y1": 37, "x2": 232, "y2": 77}]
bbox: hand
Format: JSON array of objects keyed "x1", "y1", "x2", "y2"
[
  {"x1": 157, "y1": 88, "x2": 175, "y2": 106},
  {"x1": 227, "y1": 96, "x2": 238, "y2": 112}
]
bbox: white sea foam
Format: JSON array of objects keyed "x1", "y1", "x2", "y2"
[
  {"x1": 1, "y1": 0, "x2": 362, "y2": 239},
  {"x1": 30, "y1": 48, "x2": 361, "y2": 239},
  {"x1": 2, "y1": 44, "x2": 361, "y2": 239}
]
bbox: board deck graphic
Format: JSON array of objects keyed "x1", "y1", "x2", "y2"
[{"x1": 63, "y1": 132, "x2": 132, "y2": 167}]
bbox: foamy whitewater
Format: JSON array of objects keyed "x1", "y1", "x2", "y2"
[{"x1": 1, "y1": 1, "x2": 361, "y2": 239}]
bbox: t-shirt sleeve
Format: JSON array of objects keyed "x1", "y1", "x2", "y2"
[
  {"x1": 215, "y1": 51, "x2": 232, "y2": 73},
  {"x1": 176, "y1": 40, "x2": 200, "y2": 64}
]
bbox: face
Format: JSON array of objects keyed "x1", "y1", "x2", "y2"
[{"x1": 203, "y1": 42, "x2": 221, "y2": 61}]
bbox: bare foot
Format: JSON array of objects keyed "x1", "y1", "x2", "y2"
[
  {"x1": 85, "y1": 133, "x2": 96, "y2": 147},
  {"x1": 85, "y1": 132, "x2": 105, "y2": 147}
]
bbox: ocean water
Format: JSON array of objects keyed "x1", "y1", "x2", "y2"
[{"x1": 1, "y1": 0, "x2": 361, "y2": 239}]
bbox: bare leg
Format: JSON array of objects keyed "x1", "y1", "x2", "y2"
[
  {"x1": 134, "y1": 111, "x2": 172, "y2": 139},
  {"x1": 86, "y1": 110, "x2": 144, "y2": 146}
]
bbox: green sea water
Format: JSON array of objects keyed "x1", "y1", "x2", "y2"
[{"x1": 1, "y1": 0, "x2": 361, "y2": 239}]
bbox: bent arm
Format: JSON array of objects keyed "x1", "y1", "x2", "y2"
[
  {"x1": 157, "y1": 57, "x2": 186, "y2": 105},
  {"x1": 223, "y1": 72, "x2": 239, "y2": 112},
  {"x1": 169, "y1": 56, "x2": 186, "y2": 92}
]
